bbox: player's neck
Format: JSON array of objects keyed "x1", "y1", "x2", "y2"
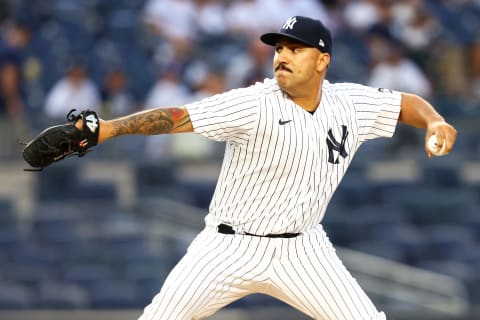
[{"x1": 287, "y1": 86, "x2": 322, "y2": 113}]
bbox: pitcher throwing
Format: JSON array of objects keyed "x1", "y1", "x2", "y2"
[{"x1": 23, "y1": 16, "x2": 457, "y2": 319}]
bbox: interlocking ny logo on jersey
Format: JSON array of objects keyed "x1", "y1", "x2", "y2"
[
  {"x1": 326, "y1": 125, "x2": 349, "y2": 164},
  {"x1": 282, "y1": 17, "x2": 297, "y2": 30}
]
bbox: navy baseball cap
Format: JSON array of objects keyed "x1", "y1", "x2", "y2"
[{"x1": 260, "y1": 16, "x2": 332, "y2": 54}]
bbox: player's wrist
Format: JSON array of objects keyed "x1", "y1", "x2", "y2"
[{"x1": 97, "y1": 119, "x2": 111, "y2": 144}]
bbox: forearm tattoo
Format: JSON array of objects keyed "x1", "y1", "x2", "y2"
[{"x1": 110, "y1": 107, "x2": 191, "y2": 136}]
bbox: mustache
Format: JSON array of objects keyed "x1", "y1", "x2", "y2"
[{"x1": 275, "y1": 63, "x2": 292, "y2": 72}]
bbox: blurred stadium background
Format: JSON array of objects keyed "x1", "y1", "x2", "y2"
[{"x1": 0, "y1": 0, "x2": 479, "y2": 319}]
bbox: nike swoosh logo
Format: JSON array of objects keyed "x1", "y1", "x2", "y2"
[{"x1": 279, "y1": 119, "x2": 292, "y2": 125}]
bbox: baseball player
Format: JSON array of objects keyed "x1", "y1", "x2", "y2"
[{"x1": 27, "y1": 16, "x2": 457, "y2": 319}]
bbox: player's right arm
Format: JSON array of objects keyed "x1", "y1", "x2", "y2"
[{"x1": 78, "y1": 106, "x2": 194, "y2": 144}]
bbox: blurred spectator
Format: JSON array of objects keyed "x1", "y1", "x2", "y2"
[
  {"x1": 391, "y1": 1, "x2": 441, "y2": 52},
  {"x1": 101, "y1": 68, "x2": 136, "y2": 118},
  {"x1": 142, "y1": 0, "x2": 196, "y2": 68},
  {"x1": 44, "y1": 59, "x2": 101, "y2": 120},
  {"x1": 225, "y1": 0, "x2": 328, "y2": 38},
  {"x1": 260, "y1": 0, "x2": 330, "y2": 33},
  {"x1": 420, "y1": 0, "x2": 479, "y2": 102},
  {"x1": 0, "y1": 15, "x2": 33, "y2": 159},
  {"x1": 144, "y1": 63, "x2": 191, "y2": 109},
  {"x1": 471, "y1": 40, "x2": 480, "y2": 100},
  {"x1": 143, "y1": 0, "x2": 196, "y2": 42},
  {"x1": 366, "y1": 29, "x2": 432, "y2": 97},
  {"x1": 427, "y1": 40, "x2": 471, "y2": 101},
  {"x1": 0, "y1": 18, "x2": 31, "y2": 116},
  {"x1": 171, "y1": 68, "x2": 226, "y2": 160},
  {"x1": 343, "y1": 0, "x2": 383, "y2": 31},
  {"x1": 225, "y1": 0, "x2": 272, "y2": 38},
  {"x1": 390, "y1": 1, "x2": 443, "y2": 75},
  {"x1": 226, "y1": 38, "x2": 273, "y2": 89},
  {"x1": 280, "y1": 0, "x2": 330, "y2": 29},
  {"x1": 365, "y1": 25, "x2": 432, "y2": 153},
  {"x1": 194, "y1": 0, "x2": 227, "y2": 38},
  {"x1": 190, "y1": 68, "x2": 225, "y2": 100}
]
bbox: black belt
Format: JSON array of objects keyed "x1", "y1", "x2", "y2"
[{"x1": 217, "y1": 223, "x2": 300, "y2": 238}]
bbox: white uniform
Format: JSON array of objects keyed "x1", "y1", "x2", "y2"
[{"x1": 139, "y1": 78, "x2": 401, "y2": 320}]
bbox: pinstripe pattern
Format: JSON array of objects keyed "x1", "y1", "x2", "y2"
[
  {"x1": 186, "y1": 79, "x2": 400, "y2": 235},
  {"x1": 140, "y1": 226, "x2": 386, "y2": 320},
  {"x1": 139, "y1": 78, "x2": 400, "y2": 319}
]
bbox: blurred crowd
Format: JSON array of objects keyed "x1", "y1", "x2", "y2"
[{"x1": 0, "y1": 0, "x2": 479, "y2": 160}]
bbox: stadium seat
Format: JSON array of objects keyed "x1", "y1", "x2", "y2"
[
  {"x1": 322, "y1": 213, "x2": 364, "y2": 247},
  {"x1": 135, "y1": 161, "x2": 177, "y2": 193},
  {"x1": 8, "y1": 243, "x2": 60, "y2": 267},
  {"x1": 421, "y1": 225, "x2": 475, "y2": 260},
  {"x1": 126, "y1": 261, "x2": 169, "y2": 305},
  {"x1": 422, "y1": 162, "x2": 460, "y2": 187},
  {"x1": 457, "y1": 208, "x2": 480, "y2": 241},
  {"x1": 325, "y1": 204, "x2": 410, "y2": 248},
  {"x1": 61, "y1": 263, "x2": 114, "y2": 289},
  {"x1": 134, "y1": 161, "x2": 200, "y2": 204},
  {"x1": 348, "y1": 205, "x2": 409, "y2": 228},
  {"x1": 0, "y1": 198, "x2": 14, "y2": 224},
  {"x1": 371, "y1": 224, "x2": 426, "y2": 265},
  {"x1": 0, "y1": 224, "x2": 24, "y2": 252},
  {"x1": 0, "y1": 283, "x2": 33, "y2": 309},
  {"x1": 97, "y1": 214, "x2": 146, "y2": 249},
  {"x1": 89, "y1": 280, "x2": 140, "y2": 309},
  {"x1": 35, "y1": 281, "x2": 90, "y2": 309},
  {"x1": 176, "y1": 180, "x2": 216, "y2": 209},
  {"x1": 467, "y1": 270, "x2": 480, "y2": 304},
  {"x1": 4, "y1": 264, "x2": 56, "y2": 288},
  {"x1": 32, "y1": 214, "x2": 87, "y2": 245},
  {"x1": 58, "y1": 241, "x2": 106, "y2": 265},
  {"x1": 379, "y1": 186, "x2": 477, "y2": 225},
  {"x1": 73, "y1": 181, "x2": 117, "y2": 201},
  {"x1": 6, "y1": 243, "x2": 60, "y2": 287},
  {"x1": 36, "y1": 163, "x2": 80, "y2": 201},
  {"x1": 332, "y1": 172, "x2": 374, "y2": 207}
]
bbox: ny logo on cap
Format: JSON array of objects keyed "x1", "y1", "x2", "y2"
[{"x1": 282, "y1": 17, "x2": 297, "y2": 30}]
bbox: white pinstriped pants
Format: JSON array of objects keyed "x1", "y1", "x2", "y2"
[{"x1": 138, "y1": 224, "x2": 386, "y2": 320}]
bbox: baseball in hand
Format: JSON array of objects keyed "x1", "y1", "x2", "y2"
[{"x1": 427, "y1": 135, "x2": 447, "y2": 156}]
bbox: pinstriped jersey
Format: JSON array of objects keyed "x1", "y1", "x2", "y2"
[{"x1": 185, "y1": 78, "x2": 401, "y2": 235}]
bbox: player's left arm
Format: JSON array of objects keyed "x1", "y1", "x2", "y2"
[
  {"x1": 75, "y1": 106, "x2": 193, "y2": 144},
  {"x1": 398, "y1": 93, "x2": 457, "y2": 157}
]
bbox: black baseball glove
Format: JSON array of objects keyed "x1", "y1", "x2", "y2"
[{"x1": 22, "y1": 109, "x2": 100, "y2": 170}]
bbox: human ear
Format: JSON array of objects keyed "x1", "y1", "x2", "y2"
[{"x1": 317, "y1": 53, "x2": 330, "y2": 71}]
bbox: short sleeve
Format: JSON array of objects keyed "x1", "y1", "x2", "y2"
[
  {"x1": 348, "y1": 85, "x2": 402, "y2": 142},
  {"x1": 185, "y1": 86, "x2": 260, "y2": 145}
]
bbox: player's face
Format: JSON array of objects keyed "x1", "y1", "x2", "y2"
[{"x1": 273, "y1": 38, "x2": 328, "y2": 94}]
